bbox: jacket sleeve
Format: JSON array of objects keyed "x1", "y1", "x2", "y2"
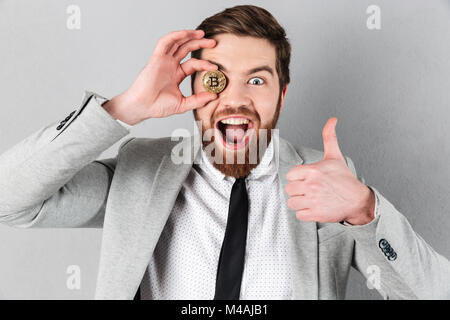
[
  {"x1": 0, "y1": 91, "x2": 131, "y2": 228},
  {"x1": 343, "y1": 156, "x2": 450, "y2": 299}
]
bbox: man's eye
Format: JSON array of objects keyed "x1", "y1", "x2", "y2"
[{"x1": 248, "y1": 77, "x2": 264, "y2": 85}]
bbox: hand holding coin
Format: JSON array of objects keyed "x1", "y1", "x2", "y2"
[{"x1": 103, "y1": 29, "x2": 219, "y2": 125}]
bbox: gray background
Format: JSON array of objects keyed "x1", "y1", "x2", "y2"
[{"x1": 0, "y1": 0, "x2": 449, "y2": 299}]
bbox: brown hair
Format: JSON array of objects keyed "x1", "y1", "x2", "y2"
[{"x1": 191, "y1": 5, "x2": 291, "y2": 93}]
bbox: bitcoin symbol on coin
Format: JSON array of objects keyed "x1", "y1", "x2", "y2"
[
  {"x1": 202, "y1": 70, "x2": 226, "y2": 94},
  {"x1": 209, "y1": 76, "x2": 219, "y2": 88}
]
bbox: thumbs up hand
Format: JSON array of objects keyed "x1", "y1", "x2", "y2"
[{"x1": 285, "y1": 118, "x2": 375, "y2": 225}]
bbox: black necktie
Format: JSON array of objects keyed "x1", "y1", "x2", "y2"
[{"x1": 214, "y1": 177, "x2": 249, "y2": 300}]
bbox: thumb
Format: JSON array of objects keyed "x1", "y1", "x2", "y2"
[
  {"x1": 322, "y1": 117, "x2": 345, "y2": 161},
  {"x1": 180, "y1": 92, "x2": 217, "y2": 112}
]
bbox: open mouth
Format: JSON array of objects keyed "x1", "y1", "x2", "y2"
[{"x1": 215, "y1": 116, "x2": 255, "y2": 150}]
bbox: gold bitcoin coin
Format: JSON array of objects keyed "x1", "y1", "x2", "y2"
[{"x1": 202, "y1": 70, "x2": 227, "y2": 94}]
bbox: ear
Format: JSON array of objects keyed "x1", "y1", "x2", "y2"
[{"x1": 279, "y1": 85, "x2": 288, "y2": 113}]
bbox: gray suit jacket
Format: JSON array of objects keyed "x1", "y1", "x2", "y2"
[{"x1": 1, "y1": 92, "x2": 449, "y2": 300}]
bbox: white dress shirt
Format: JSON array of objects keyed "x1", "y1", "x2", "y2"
[
  {"x1": 139, "y1": 135, "x2": 295, "y2": 299},
  {"x1": 102, "y1": 93, "x2": 380, "y2": 299}
]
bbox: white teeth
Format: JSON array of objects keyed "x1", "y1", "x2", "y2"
[{"x1": 220, "y1": 118, "x2": 249, "y2": 125}]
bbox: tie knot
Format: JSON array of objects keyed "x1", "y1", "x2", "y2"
[{"x1": 235, "y1": 177, "x2": 246, "y2": 184}]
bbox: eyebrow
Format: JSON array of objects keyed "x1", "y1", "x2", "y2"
[{"x1": 207, "y1": 60, "x2": 274, "y2": 77}]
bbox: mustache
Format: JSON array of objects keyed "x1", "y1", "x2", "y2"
[{"x1": 211, "y1": 107, "x2": 260, "y2": 124}]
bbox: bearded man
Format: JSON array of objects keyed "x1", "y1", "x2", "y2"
[{"x1": 0, "y1": 5, "x2": 449, "y2": 300}]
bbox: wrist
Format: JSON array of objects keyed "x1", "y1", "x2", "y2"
[
  {"x1": 345, "y1": 186, "x2": 375, "y2": 226},
  {"x1": 102, "y1": 93, "x2": 143, "y2": 126}
]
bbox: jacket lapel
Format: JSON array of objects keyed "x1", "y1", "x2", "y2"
[
  {"x1": 96, "y1": 135, "x2": 200, "y2": 299},
  {"x1": 277, "y1": 137, "x2": 319, "y2": 299}
]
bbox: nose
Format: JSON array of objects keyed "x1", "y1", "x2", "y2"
[{"x1": 219, "y1": 78, "x2": 251, "y2": 109}]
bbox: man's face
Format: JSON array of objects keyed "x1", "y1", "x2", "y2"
[{"x1": 193, "y1": 34, "x2": 287, "y2": 178}]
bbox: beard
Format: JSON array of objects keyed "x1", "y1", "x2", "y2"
[{"x1": 193, "y1": 94, "x2": 282, "y2": 178}]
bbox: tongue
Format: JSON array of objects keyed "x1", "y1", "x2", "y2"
[{"x1": 224, "y1": 124, "x2": 247, "y2": 143}]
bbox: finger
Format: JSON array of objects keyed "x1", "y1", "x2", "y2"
[
  {"x1": 295, "y1": 210, "x2": 316, "y2": 222},
  {"x1": 168, "y1": 32, "x2": 206, "y2": 56},
  {"x1": 286, "y1": 164, "x2": 315, "y2": 181},
  {"x1": 285, "y1": 180, "x2": 308, "y2": 197},
  {"x1": 178, "y1": 91, "x2": 217, "y2": 113},
  {"x1": 174, "y1": 38, "x2": 216, "y2": 61},
  {"x1": 168, "y1": 37, "x2": 192, "y2": 56},
  {"x1": 287, "y1": 196, "x2": 313, "y2": 211},
  {"x1": 178, "y1": 58, "x2": 218, "y2": 82},
  {"x1": 322, "y1": 117, "x2": 345, "y2": 161},
  {"x1": 168, "y1": 33, "x2": 209, "y2": 56},
  {"x1": 155, "y1": 29, "x2": 204, "y2": 56}
]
